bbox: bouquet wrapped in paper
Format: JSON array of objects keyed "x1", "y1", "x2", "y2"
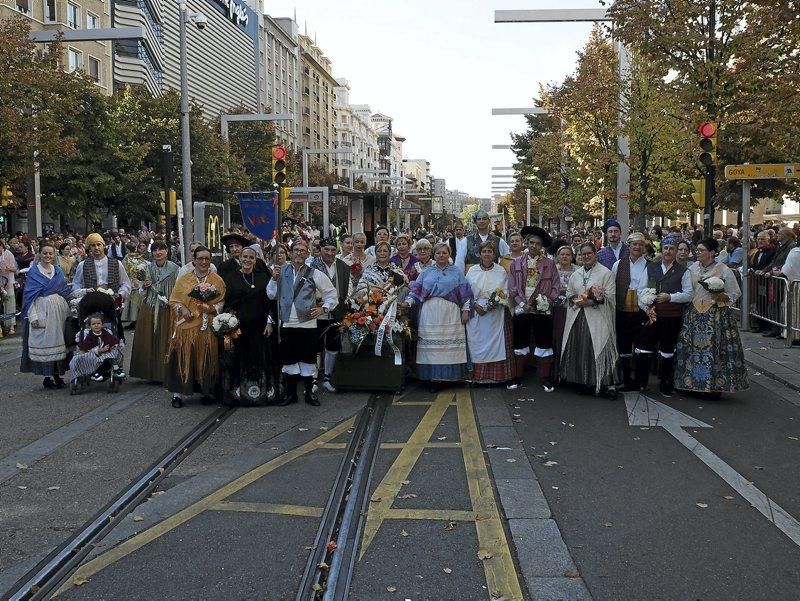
[
  {"x1": 212, "y1": 312, "x2": 241, "y2": 351},
  {"x1": 575, "y1": 284, "x2": 605, "y2": 308},
  {"x1": 699, "y1": 276, "x2": 725, "y2": 294},
  {"x1": 486, "y1": 288, "x2": 507, "y2": 310},
  {"x1": 340, "y1": 283, "x2": 412, "y2": 352},
  {"x1": 127, "y1": 257, "x2": 149, "y2": 283},
  {"x1": 639, "y1": 287, "x2": 658, "y2": 325},
  {"x1": 188, "y1": 282, "x2": 219, "y2": 331}
]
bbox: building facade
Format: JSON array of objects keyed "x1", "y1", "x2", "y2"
[
  {"x1": 332, "y1": 81, "x2": 379, "y2": 184},
  {"x1": 114, "y1": 0, "x2": 260, "y2": 119},
  {"x1": 298, "y1": 33, "x2": 336, "y2": 170},
  {"x1": 261, "y1": 15, "x2": 300, "y2": 148},
  {"x1": 2, "y1": 0, "x2": 113, "y2": 95}
]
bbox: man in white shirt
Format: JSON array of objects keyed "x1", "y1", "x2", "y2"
[
  {"x1": 448, "y1": 220, "x2": 468, "y2": 273},
  {"x1": 463, "y1": 210, "x2": 511, "y2": 271},
  {"x1": 73, "y1": 232, "x2": 132, "y2": 300}
]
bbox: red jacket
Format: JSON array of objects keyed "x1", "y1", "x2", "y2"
[{"x1": 508, "y1": 254, "x2": 560, "y2": 307}]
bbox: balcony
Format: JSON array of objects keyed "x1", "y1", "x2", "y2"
[
  {"x1": 137, "y1": 0, "x2": 162, "y2": 41},
  {"x1": 138, "y1": 41, "x2": 163, "y2": 90}
]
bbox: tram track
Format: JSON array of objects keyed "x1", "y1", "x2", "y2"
[{"x1": 3, "y1": 405, "x2": 237, "y2": 601}]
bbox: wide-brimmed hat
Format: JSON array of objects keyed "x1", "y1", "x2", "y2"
[
  {"x1": 221, "y1": 233, "x2": 250, "y2": 248},
  {"x1": 519, "y1": 226, "x2": 552, "y2": 248}
]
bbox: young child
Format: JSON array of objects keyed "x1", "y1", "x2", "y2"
[{"x1": 69, "y1": 313, "x2": 125, "y2": 382}]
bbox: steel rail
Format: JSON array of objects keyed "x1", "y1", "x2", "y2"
[{"x1": 5, "y1": 406, "x2": 236, "y2": 601}]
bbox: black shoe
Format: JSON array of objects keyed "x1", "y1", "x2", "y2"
[
  {"x1": 604, "y1": 387, "x2": 619, "y2": 401},
  {"x1": 659, "y1": 381, "x2": 674, "y2": 397},
  {"x1": 200, "y1": 395, "x2": 215, "y2": 405},
  {"x1": 43, "y1": 377, "x2": 55, "y2": 389},
  {"x1": 171, "y1": 395, "x2": 183, "y2": 408},
  {"x1": 277, "y1": 395, "x2": 298, "y2": 406},
  {"x1": 54, "y1": 376, "x2": 66, "y2": 389}
]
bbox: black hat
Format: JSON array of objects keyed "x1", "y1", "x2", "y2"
[
  {"x1": 319, "y1": 236, "x2": 337, "y2": 249},
  {"x1": 221, "y1": 233, "x2": 250, "y2": 248},
  {"x1": 519, "y1": 226, "x2": 552, "y2": 248}
]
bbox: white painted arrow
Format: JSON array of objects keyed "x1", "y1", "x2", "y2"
[{"x1": 625, "y1": 392, "x2": 800, "y2": 547}]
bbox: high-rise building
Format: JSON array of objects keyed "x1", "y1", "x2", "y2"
[
  {"x1": 298, "y1": 33, "x2": 336, "y2": 170},
  {"x1": 332, "y1": 81, "x2": 379, "y2": 184},
  {"x1": 262, "y1": 16, "x2": 300, "y2": 148},
  {"x1": 2, "y1": 0, "x2": 113, "y2": 95}
]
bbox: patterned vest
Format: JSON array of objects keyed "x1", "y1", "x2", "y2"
[
  {"x1": 465, "y1": 233, "x2": 501, "y2": 266},
  {"x1": 647, "y1": 261, "x2": 687, "y2": 317},
  {"x1": 82, "y1": 257, "x2": 121, "y2": 292},
  {"x1": 279, "y1": 263, "x2": 317, "y2": 324},
  {"x1": 615, "y1": 257, "x2": 633, "y2": 310}
]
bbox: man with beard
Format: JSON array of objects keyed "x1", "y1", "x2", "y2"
[{"x1": 597, "y1": 219, "x2": 629, "y2": 270}]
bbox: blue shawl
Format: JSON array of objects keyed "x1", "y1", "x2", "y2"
[
  {"x1": 408, "y1": 264, "x2": 473, "y2": 310},
  {"x1": 21, "y1": 262, "x2": 71, "y2": 319}
]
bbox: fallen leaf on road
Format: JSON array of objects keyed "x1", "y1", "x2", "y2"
[
  {"x1": 754, "y1": 466, "x2": 764, "y2": 470},
  {"x1": 437, "y1": 436, "x2": 447, "y2": 440},
  {"x1": 398, "y1": 493, "x2": 417, "y2": 499},
  {"x1": 477, "y1": 549, "x2": 493, "y2": 560},
  {"x1": 487, "y1": 444, "x2": 498, "y2": 448},
  {"x1": 47, "y1": 486, "x2": 60, "y2": 491},
  {"x1": 370, "y1": 497, "x2": 382, "y2": 502},
  {"x1": 552, "y1": 486, "x2": 559, "y2": 490},
  {"x1": 298, "y1": 428, "x2": 309, "y2": 432},
  {"x1": 401, "y1": 479, "x2": 411, "y2": 485},
  {"x1": 696, "y1": 503, "x2": 708, "y2": 508},
  {"x1": 132, "y1": 515, "x2": 144, "y2": 522},
  {"x1": 564, "y1": 569, "x2": 580, "y2": 578},
  {"x1": 15, "y1": 463, "x2": 28, "y2": 470},
  {"x1": 17, "y1": 486, "x2": 27, "y2": 490},
  {"x1": 506, "y1": 458, "x2": 516, "y2": 463},
  {"x1": 444, "y1": 521, "x2": 456, "y2": 531},
  {"x1": 312, "y1": 584, "x2": 323, "y2": 592},
  {"x1": 723, "y1": 496, "x2": 735, "y2": 500},
  {"x1": 543, "y1": 460, "x2": 558, "y2": 467},
  {"x1": 603, "y1": 522, "x2": 613, "y2": 528},
  {"x1": 788, "y1": 436, "x2": 799, "y2": 441},
  {"x1": 443, "y1": 567, "x2": 452, "y2": 574},
  {"x1": 73, "y1": 577, "x2": 89, "y2": 586},
  {"x1": 304, "y1": 545, "x2": 317, "y2": 550},
  {"x1": 387, "y1": 585, "x2": 397, "y2": 592},
  {"x1": 549, "y1": 441, "x2": 557, "y2": 446},
  {"x1": 401, "y1": 530, "x2": 409, "y2": 537}
]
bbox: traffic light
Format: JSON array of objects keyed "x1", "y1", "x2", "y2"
[
  {"x1": 281, "y1": 187, "x2": 293, "y2": 211},
  {"x1": 697, "y1": 121, "x2": 717, "y2": 168},
  {"x1": 272, "y1": 146, "x2": 287, "y2": 185},
  {"x1": 1, "y1": 185, "x2": 13, "y2": 207},
  {"x1": 691, "y1": 179, "x2": 705, "y2": 208}
]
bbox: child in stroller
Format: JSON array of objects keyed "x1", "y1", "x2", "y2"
[{"x1": 69, "y1": 301, "x2": 126, "y2": 393}]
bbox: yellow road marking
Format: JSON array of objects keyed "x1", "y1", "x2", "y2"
[
  {"x1": 456, "y1": 388, "x2": 524, "y2": 601},
  {"x1": 360, "y1": 391, "x2": 454, "y2": 557},
  {"x1": 383, "y1": 508, "x2": 474, "y2": 522},
  {"x1": 319, "y1": 441, "x2": 461, "y2": 450},
  {"x1": 53, "y1": 418, "x2": 355, "y2": 597},
  {"x1": 212, "y1": 501, "x2": 323, "y2": 518}
]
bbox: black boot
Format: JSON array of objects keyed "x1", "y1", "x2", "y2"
[
  {"x1": 658, "y1": 357, "x2": 675, "y2": 397},
  {"x1": 303, "y1": 376, "x2": 320, "y2": 406},
  {"x1": 278, "y1": 374, "x2": 299, "y2": 406},
  {"x1": 618, "y1": 356, "x2": 634, "y2": 391},
  {"x1": 634, "y1": 353, "x2": 653, "y2": 392}
]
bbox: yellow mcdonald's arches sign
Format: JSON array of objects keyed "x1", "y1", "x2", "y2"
[{"x1": 207, "y1": 214, "x2": 221, "y2": 250}]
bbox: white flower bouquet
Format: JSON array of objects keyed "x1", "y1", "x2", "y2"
[
  {"x1": 535, "y1": 293, "x2": 550, "y2": 313},
  {"x1": 639, "y1": 288, "x2": 657, "y2": 306},
  {"x1": 699, "y1": 276, "x2": 725, "y2": 294},
  {"x1": 212, "y1": 312, "x2": 240, "y2": 336}
]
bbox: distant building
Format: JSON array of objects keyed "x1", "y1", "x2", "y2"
[
  {"x1": 262, "y1": 16, "x2": 300, "y2": 148},
  {"x1": 299, "y1": 33, "x2": 337, "y2": 170},
  {"x1": 333, "y1": 82, "x2": 379, "y2": 183}
]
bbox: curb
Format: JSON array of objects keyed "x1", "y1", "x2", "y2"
[{"x1": 744, "y1": 358, "x2": 800, "y2": 394}]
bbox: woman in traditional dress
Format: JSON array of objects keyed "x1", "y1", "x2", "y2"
[
  {"x1": 0, "y1": 239, "x2": 18, "y2": 335},
  {"x1": 507, "y1": 227, "x2": 560, "y2": 391},
  {"x1": 676, "y1": 240, "x2": 694, "y2": 268},
  {"x1": 57, "y1": 242, "x2": 76, "y2": 281},
  {"x1": 674, "y1": 239, "x2": 749, "y2": 395},
  {"x1": 499, "y1": 231, "x2": 525, "y2": 273},
  {"x1": 165, "y1": 246, "x2": 226, "y2": 408},
  {"x1": 121, "y1": 242, "x2": 147, "y2": 326},
  {"x1": 355, "y1": 241, "x2": 406, "y2": 297},
  {"x1": 19, "y1": 242, "x2": 71, "y2": 388},
  {"x1": 390, "y1": 233, "x2": 419, "y2": 280},
  {"x1": 406, "y1": 243, "x2": 473, "y2": 389},
  {"x1": 552, "y1": 243, "x2": 576, "y2": 384},
  {"x1": 129, "y1": 241, "x2": 179, "y2": 382},
  {"x1": 412, "y1": 239, "x2": 434, "y2": 276},
  {"x1": 560, "y1": 242, "x2": 619, "y2": 398},
  {"x1": 221, "y1": 247, "x2": 275, "y2": 405},
  {"x1": 343, "y1": 233, "x2": 375, "y2": 286},
  {"x1": 465, "y1": 241, "x2": 519, "y2": 385}
]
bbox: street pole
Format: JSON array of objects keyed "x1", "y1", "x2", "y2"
[
  {"x1": 179, "y1": 0, "x2": 192, "y2": 264},
  {"x1": 703, "y1": 0, "x2": 717, "y2": 238},
  {"x1": 616, "y1": 42, "x2": 631, "y2": 235},
  {"x1": 740, "y1": 179, "x2": 751, "y2": 331},
  {"x1": 526, "y1": 188, "x2": 531, "y2": 226}
]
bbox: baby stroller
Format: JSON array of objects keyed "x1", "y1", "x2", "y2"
[{"x1": 69, "y1": 291, "x2": 126, "y2": 394}]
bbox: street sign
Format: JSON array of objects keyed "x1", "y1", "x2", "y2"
[{"x1": 724, "y1": 163, "x2": 799, "y2": 180}]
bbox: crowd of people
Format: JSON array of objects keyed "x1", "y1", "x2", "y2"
[{"x1": 1, "y1": 211, "x2": 798, "y2": 406}]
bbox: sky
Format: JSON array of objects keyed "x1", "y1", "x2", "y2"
[{"x1": 275, "y1": 0, "x2": 598, "y2": 198}]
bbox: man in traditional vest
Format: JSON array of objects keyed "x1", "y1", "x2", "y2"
[
  {"x1": 597, "y1": 219, "x2": 629, "y2": 270},
  {"x1": 218, "y1": 232, "x2": 268, "y2": 279},
  {"x1": 611, "y1": 232, "x2": 649, "y2": 391},
  {"x1": 634, "y1": 236, "x2": 693, "y2": 396},
  {"x1": 267, "y1": 238, "x2": 338, "y2": 407},
  {"x1": 311, "y1": 236, "x2": 352, "y2": 393},
  {"x1": 464, "y1": 210, "x2": 510, "y2": 271},
  {"x1": 73, "y1": 232, "x2": 132, "y2": 301}
]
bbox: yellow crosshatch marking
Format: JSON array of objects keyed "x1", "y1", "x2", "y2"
[{"x1": 55, "y1": 389, "x2": 522, "y2": 601}]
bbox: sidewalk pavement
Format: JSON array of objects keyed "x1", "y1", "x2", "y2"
[{"x1": 741, "y1": 330, "x2": 800, "y2": 393}]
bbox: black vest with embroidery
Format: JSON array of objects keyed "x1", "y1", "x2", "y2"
[
  {"x1": 83, "y1": 257, "x2": 121, "y2": 292},
  {"x1": 646, "y1": 261, "x2": 687, "y2": 317}
]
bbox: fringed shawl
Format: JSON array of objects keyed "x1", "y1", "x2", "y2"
[{"x1": 21, "y1": 263, "x2": 71, "y2": 319}]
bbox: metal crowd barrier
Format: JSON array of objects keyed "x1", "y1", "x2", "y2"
[{"x1": 746, "y1": 270, "x2": 797, "y2": 347}]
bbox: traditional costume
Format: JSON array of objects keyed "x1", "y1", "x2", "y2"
[
  {"x1": 218, "y1": 233, "x2": 269, "y2": 280},
  {"x1": 560, "y1": 262, "x2": 619, "y2": 395},
  {"x1": 72, "y1": 235, "x2": 132, "y2": 300},
  {"x1": 165, "y1": 270, "x2": 226, "y2": 399},
  {"x1": 463, "y1": 210, "x2": 511, "y2": 272},
  {"x1": 611, "y1": 233, "x2": 649, "y2": 390},
  {"x1": 674, "y1": 261, "x2": 749, "y2": 393},
  {"x1": 596, "y1": 219, "x2": 629, "y2": 270},
  {"x1": 465, "y1": 263, "x2": 519, "y2": 384},
  {"x1": 69, "y1": 326, "x2": 123, "y2": 379},
  {"x1": 634, "y1": 237, "x2": 693, "y2": 395},
  {"x1": 407, "y1": 264, "x2": 473, "y2": 383},
  {"x1": 19, "y1": 262, "x2": 71, "y2": 379},
  {"x1": 121, "y1": 251, "x2": 148, "y2": 324},
  {"x1": 552, "y1": 263, "x2": 576, "y2": 383},
  {"x1": 129, "y1": 259, "x2": 179, "y2": 382},
  {"x1": 267, "y1": 261, "x2": 338, "y2": 405}
]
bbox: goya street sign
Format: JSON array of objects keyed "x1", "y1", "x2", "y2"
[{"x1": 725, "y1": 163, "x2": 799, "y2": 180}]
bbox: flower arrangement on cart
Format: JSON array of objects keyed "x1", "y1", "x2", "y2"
[{"x1": 340, "y1": 283, "x2": 413, "y2": 353}]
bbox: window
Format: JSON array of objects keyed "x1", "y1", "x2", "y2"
[
  {"x1": 16, "y1": 0, "x2": 29, "y2": 14},
  {"x1": 88, "y1": 57, "x2": 101, "y2": 82},
  {"x1": 67, "y1": 2, "x2": 80, "y2": 28},
  {"x1": 87, "y1": 11, "x2": 100, "y2": 28},
  {"x1": 68, "y1": 48, "x2": 82, "y2": 72},
  {"x1": 45, "y1": 0, "x2": 56, "y2": 20}
]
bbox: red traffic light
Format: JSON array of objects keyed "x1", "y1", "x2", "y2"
[
  {"x1": 272, "y1": 146, "x2": 287, "y2": 160},
  {"x1": 697, "y1": 121, "x2": 717, "y2": 138}
]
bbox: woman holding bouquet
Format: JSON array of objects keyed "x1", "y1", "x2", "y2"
[
  {"x1": 406, "y1": 243, "x2": 473, "y2": 389},
  {"x1": 560, "y1": 242, "x2": 619, "y2": 398},
  {"x1": 343, "y1": 233, "x2": 375, "y2": 287},
  {"x1": 129, "y1": 241, "x2": 179, "y2": 383},
  {"x1": 355, "y1": 241, "x2": 406, "y2": 297},
  {"x1": 508, "y1": 227, "x2": 560, "y2": 391},
  {"x1": 466, "y1": 242, "x2": 519, "y2": 385},
  {"x1": 390, "y1": 233, "x2": 419, "y2": 280},
  {"x1": 674, "y1": 239, "x2": 748, "y2": 395},
  {"x1": 552, "y1": 243, "x2": 576, "y2": 384},
  {"x1": 121, "y1": 242, "x2": 147, "y2": 326},
  {"x1": 221, "y1": 247, "x2": 275, "y2": 405},
  {"x1": 165, "y1": 246, "x2": 226, "y2": 408}
]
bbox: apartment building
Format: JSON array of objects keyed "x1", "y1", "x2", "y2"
[
  {"x1": 332, "y1": 81, "x2": 379, "y2": 184},
  {"x1": 261, "y1": 15, "x2": 300, "y2": 148},
  {"x1": 298, "y1": 33, "x2": 337, "y2": 170}
]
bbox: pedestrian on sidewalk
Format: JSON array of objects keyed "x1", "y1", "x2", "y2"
[
  {"x1": 0, "y1": 239, "x2": 18, "y2": 335},
  {"x1": 674, "y1": 239, "x2": 749, "y2": 395}
]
